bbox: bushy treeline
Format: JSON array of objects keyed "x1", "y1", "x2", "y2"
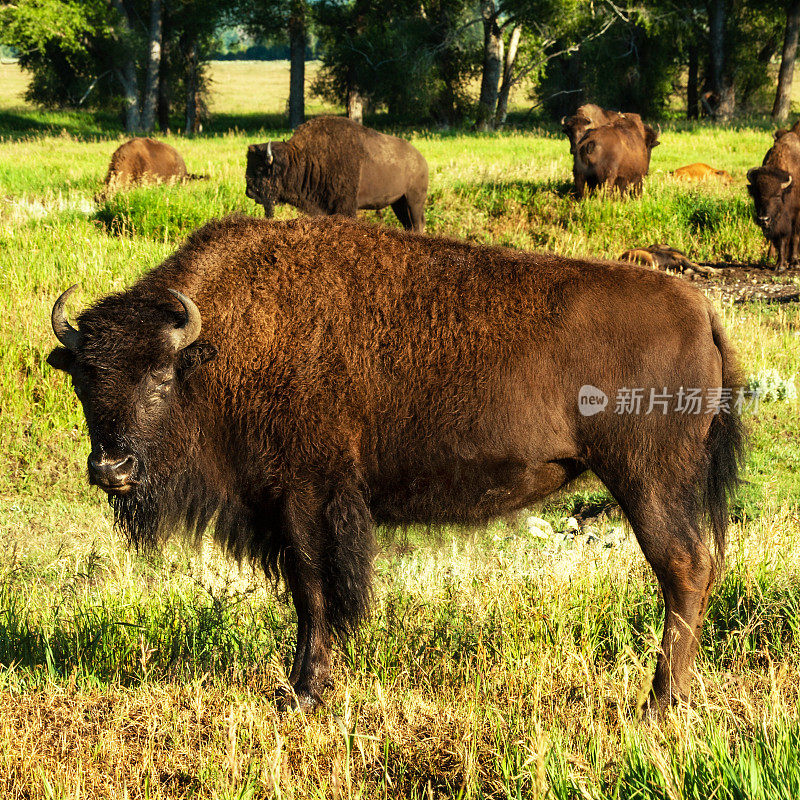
[{"x1": 0, "y1": 0, "x2": 797, "y2": 130}]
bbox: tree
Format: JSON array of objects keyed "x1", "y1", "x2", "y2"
[
  {"x1": 288, "y1": 0, "x2": 307, "y2": 127},
  {"x1": 773, "y1": 0, "x2": 800, "y2": 123},
  {"x1": 475, "y1": 0, "x2": 504, "y2": 131},
  {"x1": 238, "y1": 0, "x2": 309, "y2": 128},
  {"x1": 141, "y1": 0, "x2": 164, "y2": 132},
  {"x1": 313, "y1": 0, "x2": 478, "y2": 124}
]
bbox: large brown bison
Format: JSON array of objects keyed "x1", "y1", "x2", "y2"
[
  {"x1": 574, "y1": 116, "x2": 660, "y2": 197},
  {"x1": 47, "y1": 215, "x2": 743, "y2": 714},
  {"x1": 747, "y1": 130, "x2": 800, "y2": 271},
  {"x1": 101, "y1": 138, "x2": 202, "y2": 197},
  {"x1": 245, "y1": 116, "x2": 429, "y2": 232}
]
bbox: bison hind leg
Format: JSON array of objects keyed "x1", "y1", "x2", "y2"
[
  {"x1": 390, "y1": 197, "x2": 414, "y2": 230},
  {"x1": 596, "y1": 464, "x2": 715, "y2": 716}
]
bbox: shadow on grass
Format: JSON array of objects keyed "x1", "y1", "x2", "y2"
[{"x1": 0, "y1": 571, "x2": 295, "y2": 687}]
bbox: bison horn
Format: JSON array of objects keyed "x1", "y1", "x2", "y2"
[
  {"x1": 167, "y1": 289, "x2": 202, "y2": 352},
  {"x1": 560, "y1": 116, "x2": 567, "y2": 127},
  {"x1": 266, "y1": 141, "x2": 273, "y2": 165},
  {"x1": 782, "y1": 175, "x2": 793, "y2": 191},
  {"x1": 51, "y1": 285, "x2": 82, "y2": 351},
  {"x1": 747, "y1": 167, "x2": 759, "y2": 184}
]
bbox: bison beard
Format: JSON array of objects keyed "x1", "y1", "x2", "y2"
[{"x1": 48, "y1": 215, "x2": 744, "y2": 715}]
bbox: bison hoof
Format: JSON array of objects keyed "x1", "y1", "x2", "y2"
[{"x1": 275, "y1": 685, "x2": 323, "y2": 714}]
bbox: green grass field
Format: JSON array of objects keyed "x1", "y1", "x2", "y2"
[{"x1": 1, "y1": 62, "x2": 800, "y2": 799}]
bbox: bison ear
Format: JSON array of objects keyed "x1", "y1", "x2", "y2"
[
  {"x1": 47, "y1": 346, "x2": 75, "y2": 373},
  {"x1": 747, "y1": 168, "x2": 759, "y2": 184},
  {"x1": 177, "y1": 341, "x2": 217, "y2": 378}
]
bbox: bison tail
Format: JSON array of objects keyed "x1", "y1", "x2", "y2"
[
  {"x1": 704, "y1": 310, "x2": 746, "y2": 576},
  {"x1": 323, "y1": 478, "x2": 377, "y2": 640}
]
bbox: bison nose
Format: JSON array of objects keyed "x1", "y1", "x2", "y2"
[{"x1": 88, "y1": 453, "x2": 138, "y2": 492}]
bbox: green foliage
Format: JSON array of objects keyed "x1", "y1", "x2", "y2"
[
  {"x1": 0, "y1": 0, "x2": 117, "y2": 108},
  {"x1": 312, "y1": 0, "x2": 480, "y2": 123}
]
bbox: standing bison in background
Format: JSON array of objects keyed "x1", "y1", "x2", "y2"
[
  {"x1": 48, "y1": 215, "x2": 743, "y2": 715},
  {"x1": 574, "y1": 116, "x2": 660, "y2": 197},
  {"x1": 100, "y1": 138, "x2": 203, "y2": 198},
  {"x1": 747, "y1": 130, "x2": 800, "y2": 271},
  {"x1": 561, "y1": 104, "x2": 659, "y2": 197},
  {"x1": 561, "y1": 104, "x2": 620, "y2": 154},
  {"x1": 245, "y1": 116, "x2": 429, "y2": 231}
]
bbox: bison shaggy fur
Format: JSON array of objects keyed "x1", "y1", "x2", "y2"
[
  {"x1": 748, "y1": 130, "x2": 800, "y2": 270},
  {"x1": 48, "y1": 215, "x2": 743, "y2": 714},
  {"x1": 574, "y1": 115, "x2": 659, "y2": 197},
  {"x1": 101, "y1": 138, "x2": 201, "y2": 198},
  {"x1": 245, "y1": 116, "x2": 429, "y2": 231}
]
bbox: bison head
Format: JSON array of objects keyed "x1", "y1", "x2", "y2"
[
  {"x1": 47, "y1": 286, "x2": 216, "y2": 500},
  {"x1": 747, "y1": 167, "x2": 794, "y2": 235},
  {"x1": 561, "y1": 114, "x2": 593, "y2": 154},
  {"x1": 245, "y1": 142, "x2": 287, "y2": 218}
]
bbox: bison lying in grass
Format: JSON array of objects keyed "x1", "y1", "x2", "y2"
[
  {"x1": 245, "y1": 116, "x2": 429, "y2": 231},
  {"x1": 100, "y1": 138, "x2": 203, "y2": 198},
  {"x1": 48, "y1": 215, "x2": 743, "y2": 715}
]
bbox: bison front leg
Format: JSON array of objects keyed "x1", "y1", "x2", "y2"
[
  {"x1": 281, "y1": 495, "x2": 333, "y2": 710},
  {"x1": 280, "y1": 479, "x2": 376, "y2": 711}
]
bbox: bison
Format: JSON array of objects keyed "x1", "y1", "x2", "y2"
[
  {"x1": 100, "y1": 138, "x2": 202, "y2": 198},
  {"x1": 47, "y1": 215, "x2": 743, "y2": 715},
  {"x1": 747, "y1": 130, "x2": 800, "y2": 271},
  {"x1": 671, "y1": 163, "x2": 733, "y2": 183},
  {"x1": 245, "y1": 116, "x2": 429, "y2": 232},
  {"x1": 574, "y1": 116, "x2": 660, "y2": 197},
  {"x1": 561, "y1": 104, "x2": 623, "y2": 155}
]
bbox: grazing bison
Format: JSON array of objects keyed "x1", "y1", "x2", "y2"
[
  {"x1": 574, "y1": 116, "x2": 660, "y2": 197},
  {"x1": 245, "y1": 116, "x2": 429, "y2": 232},
  {"x1": 101, "y1": 138, "x2": 202, "y2": 198},
  {"x1": 747, "y1": 130, "x2": 800, "y2": 271},
  {"x1": 671, "y1": 163, "x2": 733, "y2": 183},
  {"x1": 47, "y1": 215, "x2": 743, "y2": 714}
]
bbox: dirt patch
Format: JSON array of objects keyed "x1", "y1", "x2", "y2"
[{"x1": 690, "y1": 263, "x2": 800, "y2": 304}]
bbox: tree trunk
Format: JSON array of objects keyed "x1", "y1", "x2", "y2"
[
  {"x1": 708, "y1": 0, "x2": 734, "y2": 120},
  {"x1": 158, "y1": 39, "x2": 170, "y2": 132},
  {"x1": 475, "y1": 1, "x2": 503, "y2": 132},
  {"x1": 288, "y1": 0, "x2": 306, "y2": 129},
  {"x1": 141, "y1": 0, "x2": 163, "y2": 133},
  {"x1": 687, "y1": 44, "x2": 699, "y2": 120},
  {"x1": 109, "y1": 0, "x2": 140, "y2": 133},
  {"x1": 773, "y1": 0, "x2": 800, "y2": 123},
  {"x1": 347, "y1": 89, "x2": 363, "y2": 123},
  {"x1": 185, "y1": 38, "x2": 199, "y2": 135},
  {"x1": 494, "y1": 25, "x2": 521, "y2": 130}
]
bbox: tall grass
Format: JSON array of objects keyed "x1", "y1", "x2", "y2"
[{"x1": 0, "y1": 81, "x2": 799, "y2": 797}]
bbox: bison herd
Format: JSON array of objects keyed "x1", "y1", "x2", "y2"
[
  {"x1": 50, "y1": 106, "x2": 797, "y2": 716},
  {"x1": 99, "y1": 111, "x2": 797, "y2": 273}
]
